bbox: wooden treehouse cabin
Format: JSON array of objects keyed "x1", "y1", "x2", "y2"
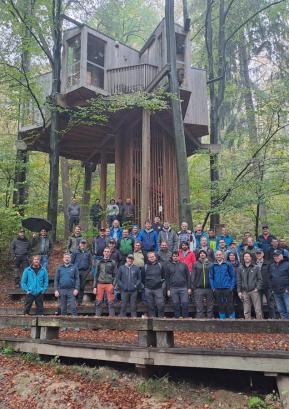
[{"x1": 19, "y1": 19, "x2": 209, "y2": 225}]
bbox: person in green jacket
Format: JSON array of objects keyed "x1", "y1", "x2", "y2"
[{"x1": 119, "y1": 229, "x2": 133, "y2": 265}]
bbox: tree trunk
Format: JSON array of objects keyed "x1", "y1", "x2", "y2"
[
  {"x1": 60, "y1": 157, "x2": 71, "y2": 239},
  {"x1": 81, "y1": 162, "x2": 93, "y2": 231},
  {"x1": 165, "y1": 0, "x2": 192, "y2": 227},
  {"x1": 13, "y1": 0, "x2": 34, "y2": 214},
  {"x1": 47, "y1": 0, "x2": 62, "y2": 241}
]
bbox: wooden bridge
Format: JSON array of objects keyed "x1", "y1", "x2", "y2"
[{"x1": 0, "y1": 315, "x2": 289, "y2": 407}]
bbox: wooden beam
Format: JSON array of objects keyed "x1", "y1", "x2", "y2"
[
  {"x1": 100, "y1": 152, "x2": 107, "y2": 215},
  {"x1": 141, "y1": 110, "x2": 151, "y2": 225},
  {"x1": 115, "y1": 133, "x2": 122, "y2": 200}
]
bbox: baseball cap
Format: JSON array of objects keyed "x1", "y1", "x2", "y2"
[
  {"x1": 127, "y1": 254, "x2": 134, "y2": 259},
  {"x1": 273, "y1": 249, "x2": 282, "y2": 256}
]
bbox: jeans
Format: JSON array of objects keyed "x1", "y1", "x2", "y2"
[
  {"x1": 120, "y1": 290, "x2": 138, "y2": 317},
  {"x1": 24, "y1": 293, "x2": 44, "y2": 315},
  {"x1": 77, "y1": 269, "x2": 90, "y2": 304},
  {"x1": 273, "y1": 291, "x2": 289, "y2": 319},
  {"x1": 145, "y1": 287, "x2": 165, "y2": 318},
  {"x1": 194, "y1": 288, "x2": 214, "y2": 318},
  {"x1": 40, "y1": 255, "x2": 49, "y2": 271},
  {"x1": 69, "y1": 217, "x2": 79, "y2": 232},
  {"x1": 59, "y1": 289, "x2": 77, "y2": 316},
  {"x1": 170, "y1": 287, "x2": 189, "y2": 318}
]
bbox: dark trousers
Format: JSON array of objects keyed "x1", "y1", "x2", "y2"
[
  {"x1": 14, "y1": 256, "x2": 29, "y2": 286},
  {"x1": 77, "y1": 269, "x2": 90, "y2": 304},
  {"x1": 194, "y1": 288, "x2": 214, "y2": 318},
  {"x1": 214, "y1": 288, "x2": 234, "y2": 315},
  {"x1": 24, "y1": 293, "x2": 44, "y2": 315},
  {"x1": 260, "y1": 288, "x2": 276, "y2": 318},
  {"x1": 120, "y1": 290, "x2": 138, "y2": 317},
  {"x1": 69, "y1": 217, "x2": 79, "y2": 232},
  {"x1": 145, "y1": 287, "x2": 165, "y2": 317},
  {"x1": 59, "y1": 289, "x2": 77, "y2": 316},
  {"x1": 170, "y1": 287, "x2": 189, "y2": 318}
]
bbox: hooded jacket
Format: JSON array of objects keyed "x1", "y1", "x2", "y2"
[
  {"x1": 178, "y1": 249, "x2": 196, "y2": 272},
  {"x1": 94, "y1": 258, "x2": 116, "y2": 285},
  {"x1": 21, "y1": 265, "x2": 48, "y2": 295},
  {"x1": 158, "y1": 228, "x2": 179, "y2": 252},
  {"x1": 137, "y1": 229, "x2": 158, "y2": 252},
  {"x1": 209, "y1": 261, "x2": 236, "y2": 290},
  {"x1": 142, "y1": 261, "x2": 165, "y2": 290},
  {"x1": 192, "y1": 259, "x2": 212, "y2": 289}
]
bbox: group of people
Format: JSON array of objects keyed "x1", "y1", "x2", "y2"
[
  {"x1": 10, "y1": 216, "x2": 289, "y2": 320},
  {"x1": 68, "y1": 197, "x2": 135, "y2": 231}
]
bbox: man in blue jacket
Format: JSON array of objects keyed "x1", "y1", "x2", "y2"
[
  {"x1": 137, "y1": 220, "x2": 158, "y2": 260},
  {"x1": 54, "y1": 253, "x2": 80, "y2": 316},
  {"x1": 209, "y1": 250, "x2": 236, "y2": 319},
  {"x1": 21, "y1": 255, "x2": 48, "y2": 315},
  {"x1": 270, "y1": 250, "x2": 289, "y2": 319},
  {"x1": 116, "y1": 254, "x2": 142, "y2": 317},
  {"x1": 71, "y1": 239, "x2": 92, "y2": 305}
]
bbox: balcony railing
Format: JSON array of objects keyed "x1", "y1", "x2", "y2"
[{"x1": 107, "y1": 63, "x2": 158, "y2": 95}]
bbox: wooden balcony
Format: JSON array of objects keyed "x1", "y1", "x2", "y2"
[{"x1": 107, "y1": 63, "x2": 158, "y2": 94}]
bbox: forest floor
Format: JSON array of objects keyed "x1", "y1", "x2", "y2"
[{"x1": 0, "y1": 351, "x2": 282, "y2": 409}]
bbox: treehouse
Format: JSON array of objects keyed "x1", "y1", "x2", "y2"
[{"x1": 19, "y1": 19, "x2": 209, "y2": 225}]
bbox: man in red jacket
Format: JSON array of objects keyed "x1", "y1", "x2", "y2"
[{"x1": 178, "y1": 241, "x2": 196, "y2": 273}]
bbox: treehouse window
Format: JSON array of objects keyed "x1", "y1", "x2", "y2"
[
  {"x1": 66, "y1": 34, "x2": 81, "y2": 88},
  {"x1": 86, "y1": 34, "x2": 105, "y2": 89},
  {"x1": 175, "y1": 33, "x2": 185, "y2": 62}
]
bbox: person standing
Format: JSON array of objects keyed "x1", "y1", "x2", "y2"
[
  {"x1": 208, "y1": 230, "x2": 217, "y2": 252},
  {"x1": 31, "y1": 228, "x2": 52, "y2": 271},
  {"x1": 92, "y1": 228, "x2": 107, "y2": 262},
  {"x1": 122, "y1": 198, "x2": 135, "y2": 225},
  {"x1": 178, "y1": 222, "x2": 196, "y2": 251},
  {"x1": 54, "y1": 253, "x2": 80, "y2": 316},
  {"x1": 108, "y1": 240, "x2": 122, "y2": 267},
  {"x1": 68, "y1": 197, "x2": 81, "y2": 232},
  {"x1": 117, "y1": 254, "x2": 142, "y2": 317},
  {"x1": 216, "y1": 226, "x2": 233, "y2": 249},
  {"x1": 196, "y1": 236, "x2": 215, "y2": 262},
  {"x1": 119, "y1": 229, "x2": 133, "y2": 264},
  {"x1": 130, "y1": 225, "x2": 139, "y2": 244},
  {"x1": 270, "y1": 250, "x2": 289, "y2": 319},
  {"x1": 255, "y1": 248, "x2": 276, "y2": 319},
  {"x1": 165, "y1": 252, "x2": 191, "y2": 318},
  {"x1": 142, "y1": 252, "x2": 165, "y2": 318},
  {"x1": 21, "y1": 255, "x2": 48, "y2": 315},
  {"x1": 192, "y1": 250, "x2": 214, "y2": 318},
  {"x1": 106, "y1": 199, "x2": 119, "y2": 227},
  {"x1": 237, "y1": 252, "x2": 263, "y2": 319},
  {"x1": 152, "y1": 216, "x2": 163, "y2": 236},
  {"x1": 194, "y1": 224, "x2": 209, "y2": 248},
  {"x1": 132, "y1": 241, "x2": 144, "y2": 268},
  {"x1": 158, "y1": 221, "x2": 179, "y2": 253},
  {"x1": 137, "y1": 220, "x2": 158, "y2": 259},
  {"x1": 209, "y1": 250, "x2": 236, "y2": 319},
  {"x1": 158, "y1": 241, "x2": 172, "y2": 264},
  {"x1": 67, "y1": 225, "x2": 83, "y2": 254},
  {"x1": 257, "y1": 224, "x2": 276, "y2": 260},
  {"x1": 90, "y1": 198, "x2": 103, "y2": 230},
  {"x1": 71, "y1": 239, "x2": 92, "y2": 305},
  {"x1": 116, "y1": 198, "x2": 124, "y2": 226},
  {"x1": 93, "y1": 248, "x2": 116, "y2": 316},
  {"x1": 178, "y1": 241, "x2": 197, "y2": 273},
  {"x1": 109, "y1": 219, "x2": 123, "y2": 247},
  {"x1": 10, "y1": 228, "x2": 31, "y2": 287}
]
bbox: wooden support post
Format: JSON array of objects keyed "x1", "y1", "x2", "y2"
[
  {"x1": 40, "y1": 326, "x2": 59, "y2": 340},
  {"x1": 277, "y1": 376, "x2": 289, "y2": 409},
  {"x1": 100, "y1": 152, "x2": 107, "y2": 225},
  {"x1": 135, "y1": 364, "x2": 155, "y2": 378},
  {"x1": 138, "y1": 330, "x2": 156, "y2": 347},
  {"x1": 81, "y1": 162, "x2": 94, "y2": 230},
  {"x1": 115, "y1": 134, "x2": 122, "y2": 201},
  {"x1": 141, "y1": 110, "x2": 151, "y2": 226},
  {"x1": 31, "y1": 326, "x2": 40, "y2": 339},
  {"x1": 156, "y1": 331, "x2": 174, "y2": 348}
]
